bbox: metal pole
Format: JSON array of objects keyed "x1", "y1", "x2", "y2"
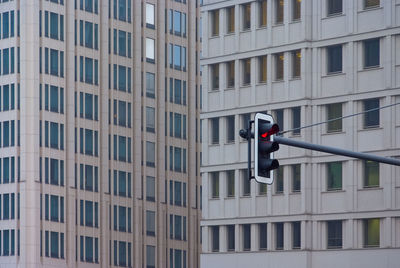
[{"x1": 274, "y1": 136, "x2": 400, "y2": 166}]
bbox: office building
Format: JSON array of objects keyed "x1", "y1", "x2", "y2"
[
  {"x1": 0, "y1": 0, "x2": 202, "y2": 267},
  {"x1": 200, "y1": 0, "x2": 400, "y2": 267}
]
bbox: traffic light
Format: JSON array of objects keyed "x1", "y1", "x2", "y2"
[{"x1": 254, "y1": 113, "x2": 280, "y2": 184}]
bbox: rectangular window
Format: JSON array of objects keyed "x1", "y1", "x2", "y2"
[
  {"x1": 226, "y1": 6, "x2": 235, "y2": 33},
  {"x1": 292, "y1": 50, "x2": 301, "y2": 78},
  {"x1": 242, "y1": 172, "x2": 250, "y2": 196},
  {"x1": 327, "y1": 162, "x2": 342, "y2": 191},
  {"x1": 173, "y1": 11, "x2": 181, "y2": 35},
  {"x1": 259, "y1": 0, "x2": 267, "y2": 27},
  {"x1": 292, "y1": 0, "x2": 301, "y2": 21},
  {"x1": 227, "y1": 225, "x2": 235, "y2": 251},
  {"x1": 363, "y1": 98, "x2": 379, "y2": 128},
  {"x1": 211, "y1": 10, "x2": 219, "y2": 36},
  {"x1": 243, "y1": 224, "x2": 251, "y2": 251},
  {"x1": 327, "y1": 45, "x2": 342, "y2": 73},
  {"x1": 259, "y1": 182, "x2": 267, "y2": 195},
  {"x1": 146, "y1": 107, "x2": 155, "y2": 133},
  {"x1": 242, "y1": 58, "x2": 251, "y2": 85},
  {"x1": 327, "y1": 0, "x2": 343, "y2": 16},
  {"x1": 226, "y1": 116, "x2": 235, "y2": 143},
  {"x1": 292, "y1": 221, "x2": 301, "y2": 249},
  {"x1": 211, "y1": 226, "x2": 219, "y2": 252},
  {"x1": 275, "y1": 53, "x2": 284, "y2": 80},
  {"x1": 292, "y1": 107, "x2": 301, "y2": 135},
  {"x1": 226, "y1": 61, "x2": 235, "y2": 88},
  {"x1": 242, "y1": 3, "x2": 251, "y2": 30},
  {"x1": 145, "y1": 3, "x2": 155, "y2": 27},
  {"x1": 364, "y1": 160, "x2": 379, "y2": 188},
  {"x1": 275, "y1": 0, "x2": 284, "y2": 24},
  {"x1": 327, "y1": 103, "x2": 342, "y2": 132},
  {"x1": 146, "y1": 72, "x2": 155, "y2": 98},
  {"x1": 211, "y1": 64, "x2": 219, "y2": 90},
  {"x1": 259, "y1": 56, "x2": 267, "y2": 83},
  {"x1": 226, "y1": 170, "x2": 235, "y2": 197},
  {"x1": 211, "y1": 172, "x2": 219, "y2": 198},
  {"x1": 146, "y1": 141, "x2": 155, "y2": 167},
  {"x1": 292, "y1": 164, "x2": 301, "y2": 192},
  {"x1": 364, "y1": 0, "x2": 380, "y2": 9},
  {"x1": 275, "y1": 222, "x2": 284, "y2": 250},
  {"x1": 327, "y1": 220, "x2": 342, "y2": 248},
  {"x1": 363, "y1": 218, "x2": 380, "y2": 247},
  {"x1": 146, "y1": 246, "x2": 155, "y2": 268},
  {"x1": 275, "y1": 166, "x2": 284, "y2": 193},
  {"x1": 146, "y1": 38, "x2": 155, "y2": 62},
  {"x1": 364, "y1": 39, "x2": 380, "y2": 68},
  {"x1": 259, "y1": 223, "x2": 267, "y2": 250},
  {"x1": 211, "y1": 117, "x2": 219, "y2": 144},
  {"x1": 146, "y1": 176, "x2": 155, "y2": 201},
  {"x1": 146, "y1": 210, "x2": 155, "y2": 236}
]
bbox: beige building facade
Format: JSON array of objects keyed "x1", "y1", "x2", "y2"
[{"x1": 0, "y1": 0, "x2": 202, "y2": 267}]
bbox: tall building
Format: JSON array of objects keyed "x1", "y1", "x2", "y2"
[
  {"x1": 0, "y1": 0, "x2": 202, "y2": 267},
  {"x1": 200, "y1": 0, "x2": 400, "y2": 267}
]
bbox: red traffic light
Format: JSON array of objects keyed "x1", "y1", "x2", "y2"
[{"x1": 259, "y1": 123, "x2": 280, "y2": 139}]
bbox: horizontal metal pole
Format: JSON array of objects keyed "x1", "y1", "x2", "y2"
[{"x1": 274, "y1": 136, "x2": 400, "y2": 166}]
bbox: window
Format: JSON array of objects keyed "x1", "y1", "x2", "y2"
[
  {"x1": 211, "y1": 10, "x2": 219, "y2": 36},
  {"x1": 327, "y1": 220, "x2": 342, "y2": 248},
  {"x1": 292, "y1": 222, "x2": 301, "y2": 249},
  {"x1": 146, "y1": 246, "x2": 155, "y2": 268},
  {"x1": 226, "y1": 116, "x2": 235, "y2": 143},
  {"x1": 291, "y1": 164, "x2": 301, "y2": 192},
  {"x1": 240, "y1": 225, "x2": 251, "y2": 252},
  {"x1": 211, "y1": 172, "x2": 219, "y2": 198},
  {"x1": 327, "y1": 162, "x2": 342, "y2": 191},
  {"x1": 145, "y1": 38, "x2": 155, "y2": 63},
  {"x1": 364, "y1": 0, "x2": 380, "y2": 9},
  {"x1": 145, "y1": 3, "x2": 155, "y2": 27},
  {"x1": 146, "y1": 210, "x2": 155, "y2": 236},
  {"x1": 226, "y1": 170, "x2": 235, "y2": 197},
  {"x1": 146, "y1": 107, "x2": 155, "y2": 133},
  {"x1": 363, "y1": 218, "x2": 380, "y2": 247},
  {"x1": 363, "y1": 39, "x2": 380, "y2": 68},
  {"x1": 242, "y1": 172, "x2": 250, "y2": 196},
  {"x1": 211, "y1": 64, "x2": 219, "y2": 90},
  {"x1": 275, "y1": 166, "x2": 284, "y2": 194},
  {"x1": 146, "y1": 176, "x2": 155, "y2": 201},
  {"x1": 292, "y1": 50, "x2": 301, "y2": 78},
  {"x1": 259, "y1": 56, "x2": 267, "y2": 83},
  {"x1": 292, "y1": 0, "x2": 301, "y2": 21},
  {"x1": 291, "y1": 107, "x2": 301, "y2": 135},
  {"x1": 241, "y1": 113, "x2": 251, "y2": 129},
  {"x1": 242, "y1": 58, "x2": 251, "y2": 85},
  {"x1": 146, "y1": 141, "x2": 155, "y2": 167},
  {"x1": 327, "y1": 45, "x2": 342, "y2": 74},
  {"x1": 327, "y1": 103, "x2": 342, "y2": 132},
  {"x1": 242, "y1": 3, "x2": 251, "y2": 30},
  {"x1": 363, "y1": 98, "x2": 379, "y2": 128},
  {"x1": 173, "y1": 11, "x2": 182, "y2": 35},
  {"x1": 210, "y1": 117, "x2": 219, "y2": 144},
  {"x1": 259, "y1": 223, "x2": 267, "y2": 250},
  {"x1": 227, "y1": 225, "x2": 235, "y2": 251},
  {"x1": 275, "y1": 53, "x2": 284, "y2": 80},
  {"x1": 327, "y1": 0, "x2": 342, "y2": 16},
  {"x1": 146, "y1": 72, "x2": 155, "y2": 98},
  {"x1": 364, "y1": 160, "x2": 379, "y2": 188},
  {"x1": 259, "y1": 182, "x2": 267, "y2": 195},
  {"x1": 226, "y1": 61, "x2": 235, "y2": 88},
  {"x1": 275, "y1": 0, "x2": 284, "y2": 24},
  {"x1": 211, "y1": 226, "x2": 219, "y2": 252},
  {"x1": 275, "y1": 222, "x2": 284, "y2": 250},
  {"x1": 226, "y1": 6, "x2": 235, "y2": 33},
  {"x1": 259, "y1": 0, "x2": 267, "y2": 27}
]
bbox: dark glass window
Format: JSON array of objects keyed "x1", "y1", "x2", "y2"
[
  {"x1": 363, "y1": 98, "x2": 379, "y2": 128},
  {"x1": 327, "y1": 45, "x2": 342, "y2": 73},
  {"x1": 259, "y1": 223, "x2": 267, "y2": 250},
  {"x1": 292, "y1": 221, "x2": 301, "y2": 249},
  {"x1": 327, "y1": 0, "x2": 343, "y2": 16},
  {"x1": 364, "y1": 39, "x2": 380, "y2": 68},
  {"x1": 327, "y1": 162, "x2": 342, "y2": 191},
  {"x1": 275, "y1": 222, "x2": 284, "y2": 250},
  {"x1": 327, "y1": 220, "x2": 342, "y2": 248},
  {"x1": 243, "y1": 224, "x2": 251, "y2": 251},
  {"x1": 227, "y1": 225, "x2": 235, "y2": 251}
]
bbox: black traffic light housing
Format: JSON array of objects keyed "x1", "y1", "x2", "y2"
[{"x1": 254, "y1": 113, "x2": 280, "y2": 184}]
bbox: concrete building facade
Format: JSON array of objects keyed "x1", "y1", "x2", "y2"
[
  {"x1": 0, "y1": 0, "x2": 202, "y2": 267},
  {"x1": 200, "y1": 0, "x2": 400, "y2": 267}
]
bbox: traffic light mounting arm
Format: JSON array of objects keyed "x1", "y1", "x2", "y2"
[{"x1": 239, "y1": 119, "x2": 255, "y2": 181}]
